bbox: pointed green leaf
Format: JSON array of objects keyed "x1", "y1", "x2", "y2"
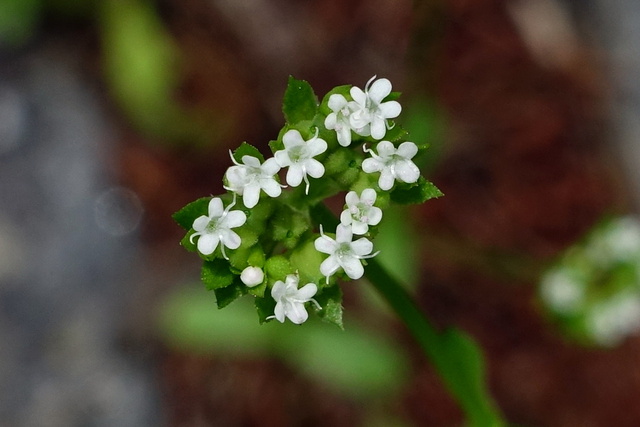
[
  {"x1": 390, "y1": 177, "x2": 443, "y2": 205},
  {"x1": 172, "y1": 197, "x2": 211, "y2": 230},
  {"x1": 283, "y1": 76, "x2": 318, "y2": 124},
  {"x1": 214, "y1": 280, "x2": 246, "y2": 308},
  {"x1": 255, "y1": 295, "x2": 277, "y2": 323},
  {"x1": 314, "y1": 284, "x2": 343, "y2": 329},
  {"x1": 232, "y1": 141, "x2": 265, "y2": 163},
  {"x1": 201, "y1": 259, "x2": 235, "y2": 290}
]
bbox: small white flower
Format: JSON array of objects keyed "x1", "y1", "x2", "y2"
[
  {"x1": 190, "y1": 196, "x2": 247, "y2": 259},
  {"x1": 240, "y1": 266, "x2": 264, "y2": 287},
  {"x1": 268, "y1": 274, "x2": 321, "y2": 324},
  {"x1": 224, "y1": 152, "x2": 283, "y2": 208},
  {"x1": 362, "y1": 141, "x2": 420, "y2": 190},
  {"x1": 274, "y1": 129, "x2": 328, "y2": 194},
  {"x1": 340, "y1": 188, "x2": 383, "y2": 235},
  {"x1": 349, "y1": 76, "x2": 402, "y2": 140},
  {"x1": 324, "y1": 94, "x2": 354, "y2": 147},
  {"x1": 314, "y1": 224, "x2": 378, "y2": 284}
]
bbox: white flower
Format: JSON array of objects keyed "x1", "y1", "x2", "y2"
[
  {"x1": 314, "y1": 224, "x2": 378, "y2": 284},
  {"x1": 274, "y1": 129, "x2": 328, "y2": 194},
  {"x1": 362, "y1": 141, "x2": 420, "y2": 190},
  {"x1": 240, "y1": 266, "x2": 264, "y2": 287},
  {"x1": 324, "y1": 94, "x2": 354, "y2": 147},
  {"x1": 190, "y1": 196, "x2": 247, "y2": 259},
  {"x1": 268, "y1": 274, "x2": 321, "y2": 324},
  {"x1": 340, "y1": 188, "x2": 383, "y2": 235},
  {"x1": 224, "y1": 152, "x2": 283, "y2": 208},
  {"x1": 349, "y1": 76, "x2": 402, "y2": 140}
]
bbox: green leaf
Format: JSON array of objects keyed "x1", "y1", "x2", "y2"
[
  {"x1": 214, "y1": 280, "x2": 246, "y2": 308},
  {"x1": 283, "y1": 76, "x2": 318, "y2": 125},
  {"x1": 255, "y1": 295, "x2": 277, "y2": 323},
  {"x1": 264, "y1": 255, "x2": 294, "y2": 282},
  {"x1": 271, "y1": 204, "x2": 310, "y2": 248},
  {"x1": 314, "y1": 284, "x2": 343, "y2": 329},
  {"x1": 201, "y1": 259, "x2": 234, "y2": 290},
  {"x1": 173, "y1": 197, "x2": 210, "y2": 230},
  {"x1": 384, "y1": 123, "x2": 409, "y2": 142},
  {"x1": 289, "y1": 238, "x2": 326, "y2": 285},
  {"x1": 390, "y1": 177, "x2": 444, "y2": 205},
  {"x1": 180, "y1": 230, "x2": 197, "y2": 252},
  {"x1": 232, "y1": 142, "x2": 265, "y2": 163}
]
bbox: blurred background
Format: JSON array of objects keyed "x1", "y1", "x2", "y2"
[{"x1": 1, "y1": 0, "x2": 640, "y2": 426}]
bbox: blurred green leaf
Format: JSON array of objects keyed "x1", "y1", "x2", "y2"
[{"x1": 0, "y1": 0, "x2": 41, "y2": 47}]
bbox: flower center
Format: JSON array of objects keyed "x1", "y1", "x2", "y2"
[
  {"x1": 336, "y1": 243, "x2": 353, "y2": 260},
  {"x1": 289, "y1": 145, "x2": 308, "y2": 162}
]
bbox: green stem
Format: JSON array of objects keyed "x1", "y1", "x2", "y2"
[{"x1": 312, "y1": 203, "x2": 507, "y2": 427}]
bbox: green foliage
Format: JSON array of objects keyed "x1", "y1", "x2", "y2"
[
  {"x1": 232, "y1": 142, "x2": 265, "y2": 163},
  {"x1": 201, "y1": 259, "x2": 234, "y2": 290},
  {"x1": 283, "y1": 76, "x2": 318, "y2": 124},
  {"x1": 313, "y1": 284, "x2": 343, "y2": 329},
  {"x1": 172, "y1": 197, "x2": 211, "y2": 230},
  {"x1": 214, "y1": 280, "x2": 246, "y2": 308},
  {"x1": 390, "y1": 176, "x2": 443, "y2": 205}
]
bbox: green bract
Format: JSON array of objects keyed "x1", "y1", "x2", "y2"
[{"x1": 173, "y1": 76, "x2": 442, "y2": 327}]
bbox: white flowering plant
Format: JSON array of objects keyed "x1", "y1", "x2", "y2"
[
  {"x1": 539, "y1": 216, "x2": 640, "y2": 346},
  {"x1": 172, "y1": 76, "x2": 507, "y2": 427},
  {"x1": 173, "y1": 76, "x2": 441, "y2": 328}
]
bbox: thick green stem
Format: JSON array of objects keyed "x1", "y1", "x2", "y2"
[{"x1": 311, "y1": 203, "x2": 506, "y2": 427}]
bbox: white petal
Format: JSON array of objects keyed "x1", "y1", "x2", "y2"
[
  {"x1": 376, "y1": 141, "x2": 396, "y2": 158},
  {"x1": 328, "y1": 93, "x2": 348, "y2": 111},
  {"x1": 197, "y1": 234, "x2": 219, "y2": 255},
  {"x1": 286, "y1": 165, "x2": 304, "y2": 187},
  {"x1": 273, "y1": 302, "x2": 286, "y2": 322},
  {"x1": 261, "y1": 157, "x2": 281, "y2": 175},
  {"x1": 208, "y1": 198, "x2": 224, "y2": 217},
  {"x1": 362, "y1": 158, "x2": 383, "y2": 173},
  {"x1": 335, "y1": 224, "x2": 353, "y2": 243},
  {"x1": 320, "y1": 256, "x2": 341, "y2": 277},
  {"x1": 341, "y1": 257, "x2": 365, "y2": 280},
  {"x1": 350, "y1": 86, "x2": 367, "y2": 106},
  {"x1": 221, "y1": 229, "x2": 242, "y2": 250},
  {"x1": 307, "y1": 137, "x2": 327, "y2": 157},
  {"x1": 242, "y1": 184, "x2": 261, "y2": 208},
  {"x1": 261, "y1": 179, "x2": 282, "y2": 198},
  {"x1": 304, "y1": 159, "x2": 325, "y2": 179},
  {"x1": 192, "y1": 215, "x2": 210, "y2": 232},
  {"x1": 296, "y1": 283, "x2": 318, "y2": 301},
  {"x1": 324, "y1": 113, "x2": 337, "y2": 129},
  {"x1": 314, "y1": 235, "x2": 336, "y2": 254},
  {"x1": 360, "y1": 188, "x2": 377, "y2": 204},
  {"x1": 367, "y1": 207, "x2": 383, "y2": 225},
  {"x1": 340, "y1": 209, "x2": 352, "y2": 226},
  {"x1": 242, "y1": 155, "x2": 261, "y2": 168},
  {"x1": 351, "y1": 237, "x2": 373, "y2": 256},
  {"x1": 345, "y1": 190, "x2": 359, "y2": 207},
  {"x1": 337, "y1": 126, "x2": 352, "y2": 147},
  {"x1": 271, "y1": 280, "x2": 287, "y2": 300},
  {"x1": 351, "y1": 221, "x2": 369, "y2": 235},
  {"x1": 378, "y1": 100, "x2": 401, "y2": 119},
  {"x1": 282, "y1": 129, "x2": 304, "y2": 148},
  {"x1": 370, "y1": 117, "x2": 387, "y2": 140},
  {"x1": 287, "y1": 302, "x2": 309, "y2": 324},
  {"x1": 395, "y1": 160, "x2": 421, "y2": 184},
  {"x1": 368, "y1": 78, "x2": 392, "y2": 103},
  {"x1": 224, "y1": 210, "x2": 247, "y2": 228},
  {"x1": 397, "y1": 141, "x2": 418, "y2": 159},
  {"x1": 349, "y1": 109, "x2": 370, "y2": 130},
  {"x1": 378, "y1": 169, "x2": 395, "y2": 190},
  {"x1": 274, "y1": 150, "x2": 291, "y2": 167}
]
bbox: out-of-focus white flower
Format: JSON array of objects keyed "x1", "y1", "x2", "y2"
[
  {"x1": 324, "y1": 94, "x2": 354, "y2": 147},
  {"x1": 190, "y1": 196, "x2": 246, "y2": 258},
  {"x1": 274, "y1": 129, "x2": 327, "y2": 194},
  {"x1": 540, "y1": 268, "x2": 585, "y2": 314},
  {"x1": 340, "y1": 188, "x2": 383, "y2": 235},
  {"x1": 224, "y1": 152, "x2": 283, "y2": 208},
  {"x1": 240, "y1": 266, "x2": 264, "y2": 287},
  {"x1": 587, "y1": 293, "x2": 640, "y2": 346},
  {"x1": 349, "y1": 76, "x2": 401, "y2": 140},
  {"x1": 362, "y1": 141, "x2": 420, "y2": 190},
  {"x1": 268, "y1": 274, "x2": 321, "y2": 324},
  {"x1": 314, "y1": 224, "x2": 378, "y2": 284}
]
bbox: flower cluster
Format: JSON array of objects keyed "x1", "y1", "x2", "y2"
[
  {"x1": 540, "y1": 216, "x2": 640, "y2": 346},
  {"x1": 174, "y1": 76, "x2": 440, "y2": 327}
]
